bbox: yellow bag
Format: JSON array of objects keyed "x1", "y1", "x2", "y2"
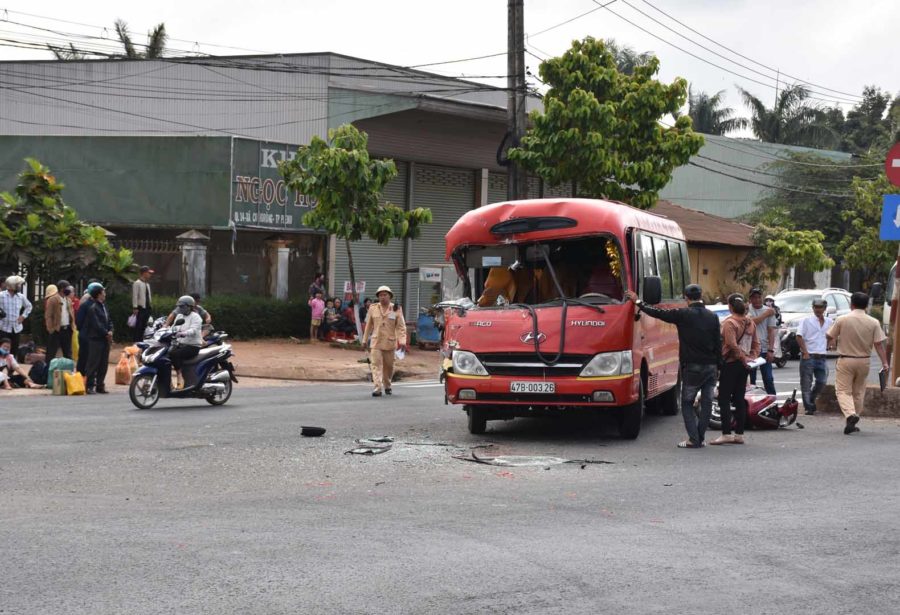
[
  {"x1": 71, "y1": 326, "x2": 79, "y2": 363},
  {"x1": 64, "y1": 371, "x2": 86, "y2": 396},
  {"x1": 115, "y1": 353, "x2": 132, "y2": 385}
]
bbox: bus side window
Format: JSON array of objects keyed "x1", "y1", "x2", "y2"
[
  {"x1": 654, "y1": 238, "x2": 674, "y2": 299},
  {"x1": 680, "y1": 242, "x2": 691, "y2": 287},
  {"x1": 669, "y1": 240, "x2": 684, "y2": 297},
  {"x1": 639, "y1": 234, "x2": 657, "y2": 298}
]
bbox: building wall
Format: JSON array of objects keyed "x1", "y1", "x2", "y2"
[{"x1": 687, "y1": 244, "x2": 776, "y2": 301}]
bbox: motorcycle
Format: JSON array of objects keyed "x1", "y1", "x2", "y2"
[
  {"x1": 708, "y1": 387, "x2": 799, "y2": 431},
  {"x1": 128, "y1": 320, "x2": 237, "y2": 409}
]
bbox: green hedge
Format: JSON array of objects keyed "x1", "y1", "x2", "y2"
[{"x1": 25, "y1": 293, "x2": 311, "y2": 345}]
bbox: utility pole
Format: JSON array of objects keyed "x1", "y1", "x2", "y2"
[{"x1": 507, "y1": 0, "x2": 527, "y2": 200}]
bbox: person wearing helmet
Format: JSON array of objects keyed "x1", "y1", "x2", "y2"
[
  {"x1": 75, "y1": 282, "x2": 104, "y2": 376},
  {"x1": 763, "y1": 294, "x2": 782, "y2": 326},
  {"x1": 624, "y1": 283, "x2": 722, "y2": 449},
  {"x1": 169, "y1": 295, "x2": 204, "y2": 374},
  {"x1": 361, "y1": 285, "x2": 407, "y2": 397},
  {"x1": 0, "y1": 275, "x2": 32, "y2": 357}
]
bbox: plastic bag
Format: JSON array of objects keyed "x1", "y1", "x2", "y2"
[
  {"x1": 127, "y1": 314, "x2": 138, "y2": 328},
  {"x1": 64, "y1": 371, "x2": 85, "y2": 396},
  {"x1": 71, "y1": 326, "x2": 79, "y2": 363},
  {"x1": 115, "y1": 353, "x2": 132, "y2": 385},
  {"x1": 52, "y1": 370, "x2": 67, "y2": 395}
]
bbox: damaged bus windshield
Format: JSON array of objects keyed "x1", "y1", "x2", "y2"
[{"x1": 458, "y1": 235, "x2": 625, "y2": 308}]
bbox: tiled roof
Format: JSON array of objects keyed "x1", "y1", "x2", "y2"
[{"x1": 652, "y1": 200, "x2": 756, "y2": 248}]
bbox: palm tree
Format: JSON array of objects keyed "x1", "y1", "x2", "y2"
[
  {"x1": 687, "y1": 87, "x2": 748, "y2": 135},
  {"x1": 114, "y1": 19, "x2": 167, "y2": 59},
  {"x1": 737, "y1": 84, "x2": 837, "y2": 148},
  {"x1": 48, "y1": 43, "x2": 88, "y2": 61},
  {"x1": 603, "y1": 38, "x2": 653, "y2": 75}
]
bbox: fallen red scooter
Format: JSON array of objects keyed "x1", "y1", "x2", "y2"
[{"x1": 707, "y1": 387, "x2": 799, "y2": 431}]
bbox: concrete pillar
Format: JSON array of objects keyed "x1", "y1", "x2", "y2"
[
  {"x1": 265, "y1": 237, "x2": 291, "y2": 301},
  {"x1": 176, "y1": 230, "x2": 209, "y2": 297},
  {"x1": 475, "y1": 168, "x2": 489, "y2": 207}
]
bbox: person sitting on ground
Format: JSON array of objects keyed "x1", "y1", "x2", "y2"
[
  {"x1": 0, "y1": 337, "x2": 40, "y2": 389},
  {"x1": 330, "y1": 298, "x2": 355, "y2": 334}
]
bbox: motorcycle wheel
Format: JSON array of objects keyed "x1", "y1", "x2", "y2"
[
  {"x1": 708, "y1": 400, "x2": 723, "y2": 431},
  {"x1": 129, "y1": 374, "x2": 160, "y2": 409},
  {"x1": 205, "y1": 379, "x2": 233, "y2": 406}
]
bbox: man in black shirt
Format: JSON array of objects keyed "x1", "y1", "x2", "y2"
[{"x1": 625, "y1": 284, "x2": 721, "y2": 449}]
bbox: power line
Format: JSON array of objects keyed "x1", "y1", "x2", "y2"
[
  {"x1": 527, "y1": 0, "x2": 619, "y2": 39},
  {"x1": 694, "y1": 154, "x2": 857, "y2": 182},
  {"x1": 593, "y1": 1, "x2": 861, "y2": 106},
  {"x1": 687, "y1": 160, "x2": 854, "y2": 198},
  {"x1": 617, "y1": 0, "x2": 861, "y2": 103},
  {"x1": 637, "y1": 0, "x2": 864, "y2": 101}
]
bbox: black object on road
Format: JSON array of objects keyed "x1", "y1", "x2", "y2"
[{"x1": 301, "y1": 426, "x2": 326, "y2": 437}]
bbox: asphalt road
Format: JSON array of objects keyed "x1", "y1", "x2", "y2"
[{"x1": 2, "y1": 378, "x2": 899, "y2": 615}]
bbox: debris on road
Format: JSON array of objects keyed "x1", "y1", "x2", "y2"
[
  {"x1": 364, "y1": 436, "x2": 395, "y2": 443},
  {"x1": 301, "y1": 426, "x2": 327, "y2": 437},
  {"x1": 453, "y1": 451, "x2": 614, "y2": 467},
  {"x1": 346, "y1": 444, "x2": 392, "y2": 455}
]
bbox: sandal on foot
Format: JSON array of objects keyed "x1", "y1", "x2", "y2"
[{"x1": 732, "y1": 435, "x2": 745, "y2": 444}]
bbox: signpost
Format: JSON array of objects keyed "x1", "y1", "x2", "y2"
[{"x1": 882, "y1": 144, "x2": 900, "y2": 385}]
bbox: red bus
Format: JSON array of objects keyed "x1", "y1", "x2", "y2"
[{"x1": 441, "y1": 198, "x2": 689, "y2": 439}]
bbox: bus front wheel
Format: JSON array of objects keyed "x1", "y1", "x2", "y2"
[
  {"x1": 466, "y1": 405, "x2": 488, "y2": 435},
  {"x1": 618, "y1": 388, "x2": 644, "y2": 439}
]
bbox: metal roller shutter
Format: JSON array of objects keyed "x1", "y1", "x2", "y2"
[
  {"x1": 408, "y1": 164, "x2": 474, "y2": 315},
  {"x1": 488, "y1": 172, "x2": 507, "y2": 204},
  {"x1": 332, "y1": 162, "x2": 407, "y2": 305}
]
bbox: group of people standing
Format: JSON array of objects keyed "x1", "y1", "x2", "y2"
[
  {"x1": 307, "y1": 273, "x2": 371, "y2": 341},
  {"x1": 626, "y1": 283, "x2": 888, "y2": 448}
]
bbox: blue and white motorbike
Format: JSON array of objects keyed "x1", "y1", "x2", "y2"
[{"x1": 129, "y1": 320, "x2": 237, "y2": 409}]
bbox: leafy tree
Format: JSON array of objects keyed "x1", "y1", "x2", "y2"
[
  {"x1": 114, "y1": 19, "x2": 167, "y2": 59},
  {"x1": 509, "y1": 37, "x2": 704, "y2": 209},
  {"x1": 279, "y1": 124, "x2": 432, "y2": 318},
  {"x1": 687, "y1": 87, "x2": 748, "y2": 135},
  {"x1": 838, "y1": 175, "x2": 900, "y2": 286},
  {"x1": 48, "y1": 43, "x2": 88, "y2": 61},
  {"x1": 0, "y1": 159, "x2": 135, "y2": 293},
  {"x1": 746, "y1": 151, "x2": 880, "y2": 257},
  {"x1": 738, "y1": 84, "x2": 836, "y2": 148},
  {"x1": 602, "y1": 38, "x2": 653, "y2": 76},
  {"x1": 732, "y1": 225, "x2": 834, "y2": 289}
]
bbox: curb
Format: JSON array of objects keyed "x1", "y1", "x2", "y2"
[{"x1": 814, "y1": 384, "x2": 900, "y2": 419}]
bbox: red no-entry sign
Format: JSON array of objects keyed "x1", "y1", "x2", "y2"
[{"x1": 887, "y1": 142, "x2": 900, "y2": 187}]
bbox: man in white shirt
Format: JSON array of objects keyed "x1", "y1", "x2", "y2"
[
  {"x1": 796, "y1": 298, "x2": 834, "y2": 415},
  {"x1": 131, "y1": 265, "x2": 154, "y2": 342},
  {"x1": 0, "y1": 276, "x2": 32, "y2": 357}
]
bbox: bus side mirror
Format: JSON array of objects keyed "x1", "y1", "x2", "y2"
[
  {"x1": 870, "y1": 282, "x2": 884, "y2": 302},
  {"x1": 643, "y1": 276, "x2": 662, "y2": 305}
]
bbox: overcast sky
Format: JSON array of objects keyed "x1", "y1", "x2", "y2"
[{"x1": 1, "y1": 0, "x2": 898, "y2": 129}]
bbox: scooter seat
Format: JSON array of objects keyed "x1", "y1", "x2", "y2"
[{"x1": 182, "y1": 346, "x2": 223, "y2": 365}]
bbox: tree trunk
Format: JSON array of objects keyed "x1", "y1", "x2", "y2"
[{"x1": 345, "y1": 238, "x2": 363, "y2": 341}]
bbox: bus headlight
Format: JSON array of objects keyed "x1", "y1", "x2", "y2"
[
  {"x1": 452, "y1": 350, "x2": 488, "y2": 376},
  {"x1": 580, "y1": 351, "x2": 633, "y2": 377}
]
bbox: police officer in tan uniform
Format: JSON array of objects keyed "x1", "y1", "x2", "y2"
[
  {"x1": 361, "y1": 286, "x2": 407, "y2": 397},
  {"x1": 827, "y1": 291, "x2": 889, "y2": 435}
]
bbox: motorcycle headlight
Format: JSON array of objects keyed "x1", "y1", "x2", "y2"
[
  {"x1": 452, "y1": 350, "x2": 488, "y2": 376},
  {"x1": 580, "y1": 351, "x2": 633, "y2": 377}
]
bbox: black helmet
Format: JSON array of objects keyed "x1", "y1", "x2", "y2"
[{"x1": 683, "y1": 284, "x2": 702, "y2": 300}]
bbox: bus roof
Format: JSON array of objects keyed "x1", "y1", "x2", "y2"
[{"x1": 445, "y1": 198, "x2": 685, "y2": 259}]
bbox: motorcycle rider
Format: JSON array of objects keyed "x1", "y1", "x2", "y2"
[
  {"x1": 625, "y1": 284, "x2": 721, "y2": 449},
  {"x1": 169, "y1": 296, "x2": 204, "y2": 377},
  {"x1": 748, "y1": 288, "x2": 777, "y2": 395}
]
